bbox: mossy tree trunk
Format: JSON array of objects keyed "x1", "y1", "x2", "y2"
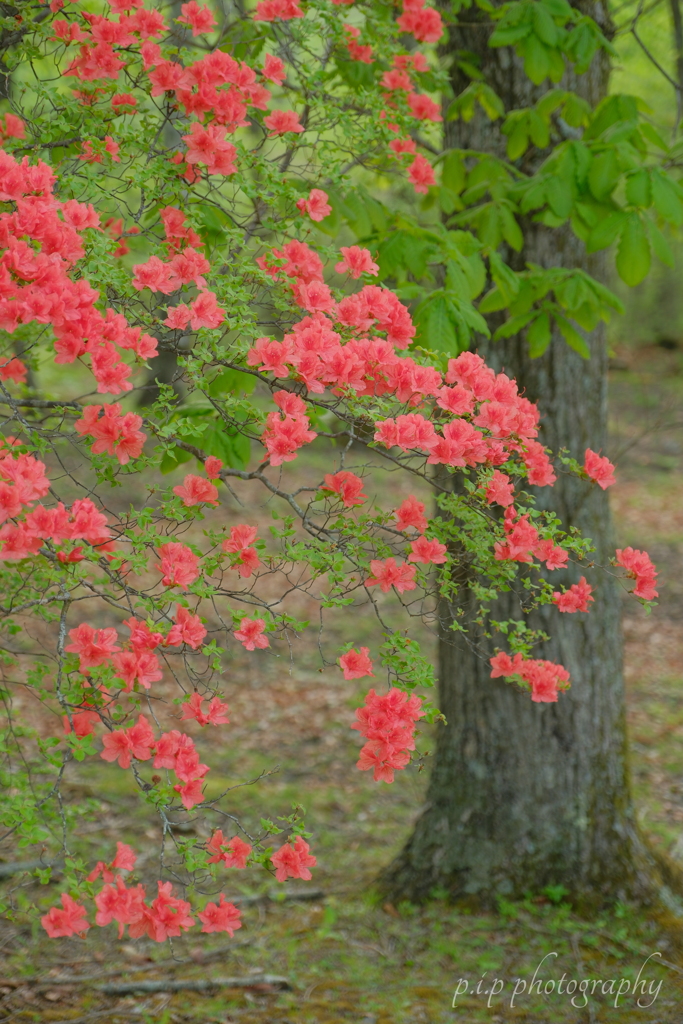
[{"x1": 381, "y1": 2, "x2": 664, "y2": 907}]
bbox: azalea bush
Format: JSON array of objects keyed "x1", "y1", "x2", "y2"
[{"x1": 0, "y1": 0, "x2": 661, "y2": 944}]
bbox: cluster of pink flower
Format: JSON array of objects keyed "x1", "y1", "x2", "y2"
[
  {"x1": 101, "y1": 714, "x2": 210, "y2": 809},
  {"x1": 553, "y1": 577, "x2": 594, "y2": 613},
  {"x1": 129, "y1": 207, "x2": 227, "y2": 331},
  {"x1": 339, "y1": 646, "x2": 375, "y2": 680},
  {"x1": 173, "y1": 472, "x2": 219, "y2": 507},
  {"x1": 41, "y1": 826, "x2": 317, "y2": 941},
  {"x1": 616, "y1": 547, "x2": 658, "y2": 601},
  {"x1": 352, "y1": 687, "x2": 425, "y2": 783},
  {"x1": 296, "y1": 187, "x2": 332, "y2": 222},
  {"x1": 394, "y1": 494, "x2": 428, "y2": 532},
  {"x1": 490, "y1": 651, "x2": 571, "y2": 703},
  {"x1": 321, "y1": 470, "x2": 368, "y2": 507},
  {"x1": 0, "y1": 446, "x2": 118, "y2": 562},
  {"x1": 207, "y1": 830, "x2": 251, "y2": 867},
  {"x1": 260, "y1": 389, "x2": 317, "y2": 465},
  {"x1": 366, "y1": 557, "x2": 416, "y2": 593},
  {"x1": 381, "y1": 55, "x2": 441, "y2": 123},
  {"x1": 64, "y1": 606, "x2": 206, "y2": 700},
  {"x1": 344, "y1": 24, "x2": 374, "y2": 64},
  {"x1": 251, "y1": 331, "x2": 557, "y2": 476},
  {"x1": 222, "y1": 523, "x2": 261, "y2": 577},
  {"x1": 584, "y1": 447, "x2": 616, "y2": 489},
  {"x1": 397, "y1": 0, "x2": 444, "y2": 43},
  {"x1": 75, "y1": 403, "x2": 146, "y2": 466},
  {"x1": 42, "y1": 840, "x2": 241, "y2": 940},
  {"x1": 494, "y1": 507, "x2": 568, "y2": 570},
  {"x1": 0, "y1": 144, "x2": 156, "y2": 399}
]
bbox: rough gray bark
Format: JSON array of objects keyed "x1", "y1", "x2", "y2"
[{"x1": 381, "y1": 3, "x2": 667, "y2": 907}]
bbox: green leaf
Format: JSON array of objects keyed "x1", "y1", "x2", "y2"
[
  {"x1": 494, "y1": 311, "x2": 536, "y2": 340},
  {"x1": 615, "y1": 213, "x2": 651, "y2": 287},
  {"x1": 562, "y1": 92, "x2": 591, "y2": 127},
  {"x1": 203, "y1": 423, "x2": 251, "y2": 470},
  {"x1": 376, "y1": 231, "x2": 408, "y2": 279},
  {"x1": 479, "y1": 287, "x2": 507, "y2": 313},
  {"x1": 442, "y1": 151, "x2": 466, "y2": 194},
  {"x1": 506, "y1": 118, "x2": 530, "y2": 160},
  {"x1": 499, "y1": 206, "x2": 523, "y2": 251},
  {"x1": 533, "y1": 4, "x2": 559, "y2": 46},
  {"x1": 335, "y1": 57, "x2": 375, "y2": 90},
  {"x1": 413, "y1": 293, "x2": 460, "y2": 354},
  {"x1": 554, "y1": 314, "x2": 590, "y2": 358},
  {"x1": 521, "y1": 34, "x2": 551, "y2": 85},
  {"x1": 587, "y1": 149, "x2": 619, "y2": 200},
  {"x1": 527, "y1": 312, "x2": 551, "y2": 356},
  {"x1": 489, "y1": 250, "x2": 520, "y2": 300},
  {"x1": 477, "y1": 204, "x2": 502, "y2": 247},
  {"x1": 625, "y1": 169, "x2": 651, "y2": 208},
  {"x1": 490, "y1": 23, "x2": 532, "y2": 47},
  {"x1": 639, "y1": 122, "x2": 669, "y2": 152},
  {"x1": 585, "y1": 211, "x2": 626, "y2": 253},
  {"x1": 160, "y1": 446, "x2": 192, "y2": 475},
  {"x1": 478, "y1": 83, "x2": 505, "y2": 120},
  {"x1": 528, "y1": 109, "x2": 550, "y2": 149},
  {"x1": 207, "y1": 368, "x2": 255, "y2": 397},
  {"x1": 545, "y1": 176, "x2": 573, "y2": 218},
  {"x1": 342, "y1": 191, "x2": 373, "y2": 239},
  {"x1": 536, "y1": 88, "x2": 566, "y2": 120},
  {"x1": 651, "y1": 171, "x2": 683, "y2": 225},
  {"x1": 543, "y1": 0, "x2": 574, "y2": 18},
  {"x1": 647, "y1": 219, "x2": 674, "y2": 268}
]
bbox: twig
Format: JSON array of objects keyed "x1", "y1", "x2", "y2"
[{"x1": 98, "y1": 974, "x2": 291, "y2": 995}]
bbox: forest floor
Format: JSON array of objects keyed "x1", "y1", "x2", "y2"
[{"x1": 4, "y1": 348, "x2": 683, "y2": 1023}]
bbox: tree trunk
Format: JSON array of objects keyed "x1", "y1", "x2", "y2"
[{"x1": 381, "y1": 2, "x2": 667, "y2": 908}]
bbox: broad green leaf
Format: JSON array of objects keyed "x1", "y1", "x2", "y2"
[
  {"x1": 651, "y1": 172, "x2": 683, "y2": 225},
  {"x1": 203, "y1": 423, "x2": 251, "y2": 470},
  {"x1": 499, "y1": 206, "x2": 523, "y2": 250},
  {"x1": 442, "y1": 151, "x2": 466, "y2": 193},
  {"x1": 342, "y1": 191, "x2": 374, "y2": 239},
  {"x1": 625, "y1": 169, "x2": 651, "y2": 208},
  {"x1": 562, "y1": 92, "x2": 591, "y2": 127},
  {"x1": 527, "y1": 312, "x2": 551, "y2": 357},
  {"x1": 533, "y1": 4, "x2": 559, "y2": 46},
  {"x1": 543, "y1": 0, "x2": 574, "y2": 18},
  {"x1": 506, "y1": 118, "x2": 530, "y2": 160},
  {"x1": 413, "y1": 293, "x2": 460, "y2": 354},
  {"x1": 489, "y1": 250, "x2": 520, "y2": 300},
  {"x1": 478, "y1": 83, "x2": 505, "y2": 120},
  {"x1": 494, "y1": 311, "x2": 536, "y2": 340},
  {"x1": 547, "y1": 45, "x2": 566, "y2": 83},
  {"x1": 490, "y1": 23, "x2": 532, "y2": 47},
  {"x1": 522, "y1": 34, "x2": 551, "y2": 85},
  {"x1": 477, "y1": 204, "x2": 502, "y2": 247},
  {"x1": 160, "y1": 446, "x2": 193, "y2": 475},
  {"x1": 479, "y1": 287, "x2": 507, "y2": 313},
  {"x1": 587, "y1": 149, "x2": 619, "y2": 200},
  {"x1": 615, "y1": 213, "x2": 651, "y2": 286},
  {"x1": 554, "y1": 314, "x2": 590, "y2": 358},
  {"x1": 647, "y1": 219, "x2": 674, "y2": 268},
  {"x1": 208, "y1": 368, "x2": 255, "y2": 397},
  {"x1": 545, "y1": 176, "x2": 573, "y2": 218},
  {"x1": 639, "y1": 122, "x2": 669, "y2": 152},
  {"x1": 376, "y1": 231, "x2": 408, "y2": 279},
  {"x1": 536, "y1": 88, "x2": 566, "y2": 120},
  {"x1": 528, "y1": 109, "x2": 550, "y2": 148},
  {"x1": 585, "y1": 210, "x2": 626, "y2": 252},
  {"x1": 335, "y1": 57, "x2": 375, "y2": 90}
]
